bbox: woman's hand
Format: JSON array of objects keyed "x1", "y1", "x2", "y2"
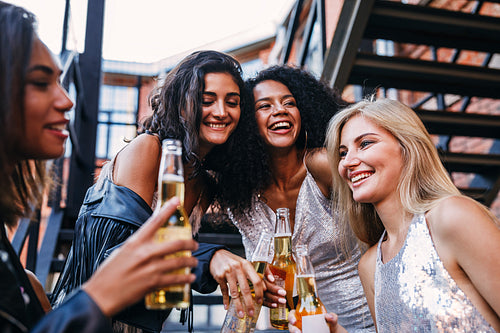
[
  {"x1": 262, "y1": 266, "x2": 287, "y2": 308},
  {"x1": 288, "y1": 309, "x2": 348, "y2": 333},
  {"x1": 82, "y1": 197, "x2": 199, "y2": 317},
  {"x1": 209, "y1": 249, "x2": 264, "y2": 318}
]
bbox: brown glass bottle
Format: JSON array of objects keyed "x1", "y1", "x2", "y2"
[
  {"x1": 294, "y1": 245, "x2": 328, "y2": 333},
  {"x1": 145, "y1": 139, "x2": 192, "y2": 310},
  {"x1": 269, "y1": 208, "x2": 296, "y2": 330}
]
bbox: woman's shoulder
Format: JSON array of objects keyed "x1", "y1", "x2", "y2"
[
  {"x1": 426, "y1": 195, "x2": 497, "y2": 240},
  {"x1": 113, "y1": 134, "x2": 162, "y2": 205},
  {"x1": 305, "y1": 148, "x2": 332, "y2": 195},
  {"x1": 116, "y1": 134, "x2": 161, "y2": 163}
]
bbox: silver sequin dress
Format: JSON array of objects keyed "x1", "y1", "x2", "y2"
[
  {"x1": 227, "y1": 171, "x2": 375, "y2": 332},
  {"x1": 374, "y1": 213, "x2": 495, "y2": 332}
]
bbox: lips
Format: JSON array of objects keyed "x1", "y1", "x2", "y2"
[
  {"x1": 269, "y1": 121, "x2": 291, "y2": 130},
  {"x1": 46, "y1": 123, "x2": 67, "y2": 131},
  {"x1": 350, "y1": 171, "x2": 373, "y2": 184},
  {"x1": 206, "y1": 122, "x2": 228, "y2": 129},
  {"x1": 45, "y1": 120, "x2": 69, "y2": 138}
]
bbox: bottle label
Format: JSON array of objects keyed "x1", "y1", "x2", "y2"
[{"x1": 302, "y1": 314, "x2": 329, "y2": 333}]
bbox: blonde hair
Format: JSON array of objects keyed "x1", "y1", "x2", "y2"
[{"x1": 326, "y1": 98, "x2": 461, "y2": 246}]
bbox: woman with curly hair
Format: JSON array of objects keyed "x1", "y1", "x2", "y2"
[
  {"x1": 323, "y1": 98, "x2": 499, "y2": 332},
  {"x1": 52, "y1": 50, "x2": 264, "y2": 332},
  {"x1": 216, "y1": 65, "x2": 374, "y2": 332}
]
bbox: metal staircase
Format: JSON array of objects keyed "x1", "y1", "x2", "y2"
[{"x1": 315, "y1": 0, "x2": 500, "y2": 207}]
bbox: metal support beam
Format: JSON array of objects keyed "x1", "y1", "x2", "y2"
[
  {"x1": 320, "y1": 0, "x2": 375, "y2": 90},
  {"x1": 35, "y1": 210, "x2": 64, "y2": 286},
  {"x1": 281, "y1": 0, "x2": 304, "y2": 64},
  {"x1": 66, "y1": 0, "x2": 105, "y2": 219}
]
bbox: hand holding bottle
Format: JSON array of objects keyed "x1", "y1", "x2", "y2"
[
  {"x1": 221, "y1": 232, "x2": 272, "y2": 333},
  {"x1": 262, "y1": 270, "x2": 288, "y2": 308},
  {"x1": 210, "y1": 249, "x2": 265, "y2": 317},
  {"x1": 83, "y1": 197, "x2": 198, "y2": 317}
]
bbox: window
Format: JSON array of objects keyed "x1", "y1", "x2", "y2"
[{"x1": 96, "y1": 85, "x2": 138, "y2": 159}]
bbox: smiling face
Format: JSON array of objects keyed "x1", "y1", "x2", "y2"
[
  {"x1": 198, "y1": 72, "x2": 241, "y2": 157},
  {"x1": 14, "y1": 36, "x2": 73, "y2": 161},
  {"x1": 253, "y1": 80, "x2": 301, "y2": 150},
  {"x1": 338, "y1": 115, "x2": 404, "y2": 207}
]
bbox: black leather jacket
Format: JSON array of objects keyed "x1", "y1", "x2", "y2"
[{"x1": 51, "y1": 178, "x2": 224, "y2": 332}]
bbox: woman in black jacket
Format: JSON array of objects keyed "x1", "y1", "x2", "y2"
[{"x1": 0, "y1": 2, "x2": 198, "y2": 332}]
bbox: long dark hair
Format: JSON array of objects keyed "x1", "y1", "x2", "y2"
[
  {"x1": 215, "y1": 65, "x2": 344, "y2": 216},
  {"x1": 143, "y1": 50, "x2": 247, "y2": 178},
  {"x1": 0, "y1": 1, "x2": 47, "y2": 227}
]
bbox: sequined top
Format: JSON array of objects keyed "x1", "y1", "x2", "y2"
[
  {"x1": 375, "y1": 213, "x2": 495, "y2": 332},
  {"x1": 227, "y1": 171, "x2": 375, "y2": 332}
]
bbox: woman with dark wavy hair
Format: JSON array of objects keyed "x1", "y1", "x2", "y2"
[
  {"x1": 0, "y1": 2, "x2": 197, "y2": 332},
  {"x1": 52, "y1": 50, "x2": 264, "y2": 332},
  {"x1": 216, "y1": 65, "x2": 374, "y2": 332}
]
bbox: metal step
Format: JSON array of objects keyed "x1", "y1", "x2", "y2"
[
  {"x1": 366, "y1": 1, "x2": 500, "y2": 53},
  {"x1": 440, "y1": 152, "x2": 500, "y2": 175},
  {"x1": 416, "y1": 109, "x2": 500, "y2": 139},
  {"x1": 349, "y1": 53, "x2": 500, "y2": 99}
]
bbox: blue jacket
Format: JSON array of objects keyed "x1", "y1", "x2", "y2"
[{"x1": 51, "y1": 178, "x2": 224, "y2": 332}]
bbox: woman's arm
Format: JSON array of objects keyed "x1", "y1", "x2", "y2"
[
  {"x1": 428, "y1": 196, "x2": 500, "y2": 323},
  {"x1": 305, "y1": 148, "x2": 332, "y2": 198},
  {"x1": 113, "y1": 134, "x2": 161, "y2": 207},
  {"x1": 358, "y1": 246, "x2": 377, "y2": 328}
]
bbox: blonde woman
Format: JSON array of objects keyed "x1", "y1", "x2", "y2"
[{"x1": 320, "y1": 98, "x2": 500, "y2": 332}]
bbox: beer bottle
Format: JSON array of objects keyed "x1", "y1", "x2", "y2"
[
  {"x1": 269, "y1": 207, "x2": 296, "y2": 330},
  {"x1": 221, "y1": 232, "x2": 272, "y2": 333},
  {"x1": 294, "y1": 245, "x2": 328, "y2": 333},
  {"x1": 145, "y1": 138, "x2": 192, "y2": 309}
]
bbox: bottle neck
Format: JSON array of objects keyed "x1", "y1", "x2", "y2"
[
  {"x1": 297, "y1": 274, "x2": 319, "y2": 300},
  {"x1": 273, "y1": 235, "x2": 292, "y2": 257}
]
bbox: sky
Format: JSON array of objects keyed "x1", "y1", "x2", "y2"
[{"x1": 8, "y1": 0, "x2": 294, "y2": 63}]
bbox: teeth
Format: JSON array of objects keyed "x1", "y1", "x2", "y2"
[
  {"x1": 270, "y1": 121, "x2": 291, "y2": 130},
  {"x1": 208, "y1": 123, "x2": 227, "y2": 128},
  {"x1": 48, "y1": 124, "x2": 66, "y2": 131},
  {"x1": 351, "y1": 172, "x2": 372, "y2": 183}
]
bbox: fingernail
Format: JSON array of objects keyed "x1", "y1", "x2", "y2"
[
  {"x1": 248, "y1": 310, "x2": 254, "y2": 317},
  {"x1": 271, "y1": 303, "x2": 277, "y2": 308},
  {"x1": 278, "y1": 297, "x2": 287, "y2": 304},
  {"x1": 278, "y1": 289, "x2": 287, "y2": 296},
  {"x1": 238, "y1": 311, "x2": 245, "y2": 318}
]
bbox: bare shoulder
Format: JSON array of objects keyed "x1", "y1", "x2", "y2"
[
  {"x1": 117, "y1": 134, "x2": 161, "y2": 163},
  {"x1": 114, "y1": 134, "x2": 162, "y2": 205},
  {"x1": 305, "y1": 148, "x2": 332, "y2": 196},
  {"x1": 426, "y1": 195, "x2": 497, "y2": 239}
]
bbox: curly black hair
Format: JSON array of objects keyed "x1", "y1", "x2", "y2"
[{"x1": 214, "y1": 65, "x2": 345, "y2": 216}]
